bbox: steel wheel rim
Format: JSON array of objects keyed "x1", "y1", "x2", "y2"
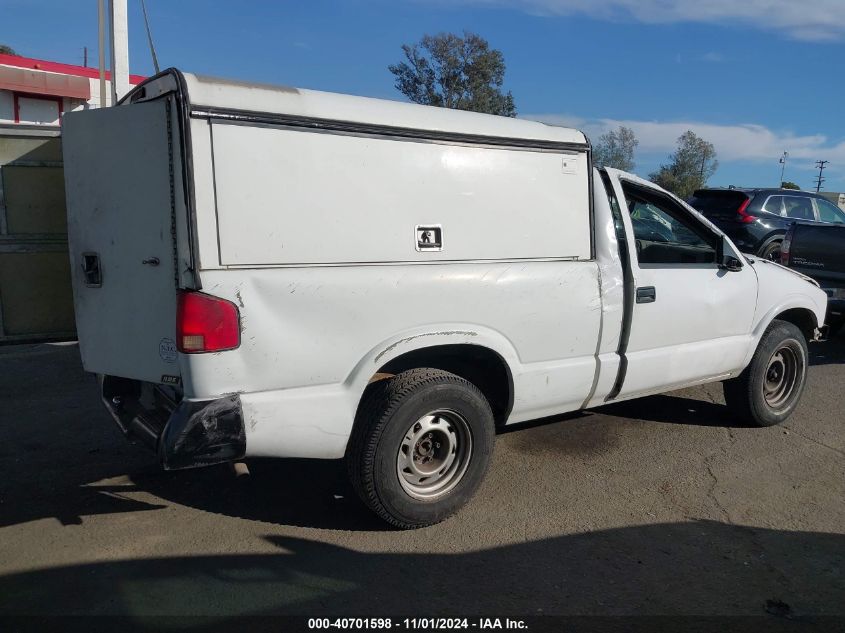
[
  {"x1": 396, "y1": 409, "x2": 472, "y2": 500},
  {"x1": 763, "y1": 344, "x2": 801, "y2": 410}
]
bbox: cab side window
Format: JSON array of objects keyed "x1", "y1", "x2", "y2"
[
  {"x1": 783, "y1": 196, "x2": 815, "y2": 221},
  {"x1": 816, "y1": 199, "x2": 845, "y2": 224},
  {"x1": 622, "y1": 184, "x2": 718, "y2": 266}
]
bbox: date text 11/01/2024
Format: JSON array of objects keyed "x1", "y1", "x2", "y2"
[{"x1": 307, "y1": 618, "x2": 528, "y2": 630}]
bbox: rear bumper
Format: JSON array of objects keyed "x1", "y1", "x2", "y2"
[
  {"x1": 101, "y1": 375, "x2": 246, "y2": 470},
  {"x1": 819, "y1": 287, "x2": 845, "y2": 320},
  {"x1": 826, "y1": 297, "x2": 845, "y2": 312}
]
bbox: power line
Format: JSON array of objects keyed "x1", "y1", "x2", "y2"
[{"x1": 814, "y1": 160, "x2": 829, "y2": 193}]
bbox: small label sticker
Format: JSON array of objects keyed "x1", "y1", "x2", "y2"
[
  {"x1": 415, "y1": 225, "x2": 443, "y2": 252},
  {"x1": 161, "y1": 374, "x2": 181, "y2": 385},
  {"x1": 159, "y1": 338, "x2": 177, "y2": 363}
]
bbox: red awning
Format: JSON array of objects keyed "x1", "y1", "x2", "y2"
[{"x1": 0, "y1": 65, "x2": 91, "y2": 99}]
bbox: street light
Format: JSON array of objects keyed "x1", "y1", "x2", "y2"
[{"x1": 779, "y1": 151, "x2": 789, "y2": 187}]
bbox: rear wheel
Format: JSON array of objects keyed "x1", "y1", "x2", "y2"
[
  {"x1": 758, "y1": 240, "x2": 782, "y2": 261},
  {"x1": 347, "y1": 368, "x2": 495, "y2": 529},
  {"x1": 723, "y1": 320, "x2": 808, "y2": 427}
]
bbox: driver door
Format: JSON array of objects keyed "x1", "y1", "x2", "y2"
[{"x1": 604, "y1": 170, "x2": 758, "y2": 398}]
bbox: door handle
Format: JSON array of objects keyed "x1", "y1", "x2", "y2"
[
  {"x1": 81, "y1": 252, "x2": 102, "y2": 287},
  {"x1": 636, "y1": 286, "x2": 656, "y2": 304}
]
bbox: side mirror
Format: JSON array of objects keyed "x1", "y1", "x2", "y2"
[
  {"x1": 720, "y1": 256, "x2": 744, "y2": 272},
  {"x1": 718, "y1": 236, "x2": 743, "y2": 272}
]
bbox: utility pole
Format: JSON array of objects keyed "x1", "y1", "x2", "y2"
[
  {"x1": 108, "y1": 0, "x2": 130, "y2": 105},
  {"x1": 83, "y1": 46, "x2": 88, "y2": 68},
  {"x1": 98, "y1": 0, "x2": 106, "y2": 107},
  {"x1": 814, "y1": 160, "x2": 829, "y2": 193},
  {"x1": 779, "y1": 151, "x2": 788, "y2": 187}
]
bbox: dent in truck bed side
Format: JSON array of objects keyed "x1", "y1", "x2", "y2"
[{"x1": 184, "y1": 262, "x2": 603, "y2": 459}]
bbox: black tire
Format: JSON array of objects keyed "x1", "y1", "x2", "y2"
[
  {"x1": 723, "y1": 320, "x2": 809, "y2": 427},
  {"x1": 758, "y1": 240, "x2": 783, "y2": 261},
  {"x1": 347, "y1": 368, "x2": 495, "y2": 529}
]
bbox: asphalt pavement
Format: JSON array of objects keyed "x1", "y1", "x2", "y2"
[{"x1": 0, "y1": 334, "x2": 843, "y2": 619}]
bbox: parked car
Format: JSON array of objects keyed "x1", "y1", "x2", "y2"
[
  {"x1": 782, "y1": 222, "x2": 845, "y2": 335},
  {"x1": 688, "y1": 187, "x2": 845, "y2": 261},
  {"x1": 61, "y1": 69, "x2": 828, "y2": 528}
]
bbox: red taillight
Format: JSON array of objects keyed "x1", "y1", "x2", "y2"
[
  {"x1": 176, "y1": 290, "x2": 240, "y2": 353},
  {"x1": 736, "y1": 198, "x2": 755, "y2": 223},
  {"x1": 781, "y1": 226, "x2": 794, "y2": 266}
]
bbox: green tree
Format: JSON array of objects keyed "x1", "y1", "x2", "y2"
[
  {"x1": 649, "y1": 130, "x2": 719, "y2": 199},
  {"x1": 389, "y1": 31, "x2": 516, "y2": 117},
  {"x1": 0, "y1": 44, "x2": 17, "y2": 55},
  {"x1": 594, "y1": 125, "x2": 638, "y2": 171},
  {"x1": 781, "y1": 181, "x2": 800, "y2": 190}
]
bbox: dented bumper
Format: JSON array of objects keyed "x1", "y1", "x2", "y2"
[
  {"x1": 101, "y1": 375, "x2": 246, "y2": 470},
  {"x1": 158, "y1": 395, "x2": 246, "y2": 469}
]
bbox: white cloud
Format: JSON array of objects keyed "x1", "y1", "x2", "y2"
[
  {"x1": 451, "y1": 0, "x2": 845, "y2": 41},
  {"x1": 525, "y1": 114, "x2": 845, "y2": 167},
  {"x1": 699, "y1": 51, "x2": 725, "y2": 62}
]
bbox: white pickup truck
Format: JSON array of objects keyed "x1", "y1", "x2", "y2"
[{"x1": 62, "y1": 69, "x2": 828, "y2": 528}]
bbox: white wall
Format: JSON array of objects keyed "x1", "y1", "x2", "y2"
[
  {"x1": 0, "y1": 79, "x2": 111, "y2": 127},
  {"x1": 85, "y1": 76, "x2": 114, "y2": 109}
]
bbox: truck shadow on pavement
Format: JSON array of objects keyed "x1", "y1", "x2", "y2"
[
  {"x1": 595, "y1": 394, "x2": 747, "y2": 429},
  {"x1": 134, "y1": 459, "x2": 386, "y2": 531},
  {"x1": 0, "y1": 343, "x2": 384, "y2": 531},
  {"x1": 0, "y1": 521, "x2": 843, "y2": 618}
]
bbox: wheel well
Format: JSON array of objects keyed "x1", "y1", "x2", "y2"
[
  {"x1": 757, "y1": 233, "x2": 784, "y2": 255},
  {"x1": 374, "y1": 344, "x2": 514, "y2": 426},
  {"x1": 774, "y1": 308, "x2": 817, "y2": 341}
]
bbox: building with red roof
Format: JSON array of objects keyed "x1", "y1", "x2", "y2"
[{"x1": 0, "y1": 52, "x2": 144, "y2": 125}]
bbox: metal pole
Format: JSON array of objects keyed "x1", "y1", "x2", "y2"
[
  {"x1": 98, "y1": 0, "x2": 106, "y2": 107},
  {"x1": 108, "y1": 0, "x2": 130, "y2": 105},
  {"x1": 140, "y1": 0, "x2": 160, "y2": 74},
  {"x1": 779, "y1": 151, "x2": 788, "y2": 187}
]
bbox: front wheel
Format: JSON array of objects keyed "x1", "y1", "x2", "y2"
[
  {"x1": 723, "y1": 320, "x2": 809, "y2": 426},
  {"x1": 347, "y1": 368, "x2": 495, "y2": 529}
]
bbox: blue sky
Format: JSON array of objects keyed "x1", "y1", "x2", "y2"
[{"x1": 3, "y1": 0, "x2": 845, "y2": 190}]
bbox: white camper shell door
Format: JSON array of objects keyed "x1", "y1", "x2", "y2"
[{"x1": 63, "y1": 99, "x2": 181, "y2": 383}]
